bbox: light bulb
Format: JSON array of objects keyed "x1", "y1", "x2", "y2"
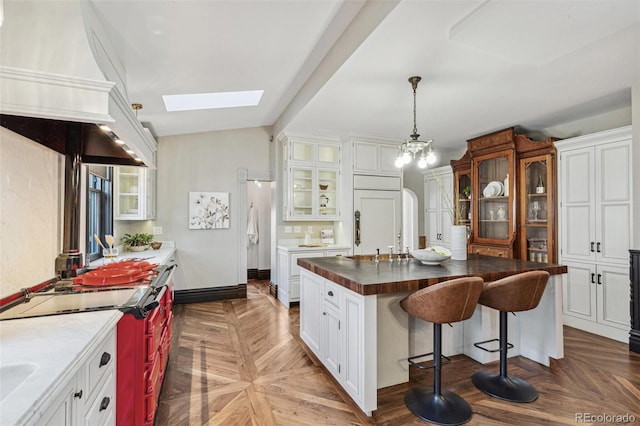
[
  {"x1": 395, "y1": 156, "x2": 404, "y2": 168},
  {"x1": 402, "y1": 151, "x2": 411, "y2": 164},
  {"x1": 417, "y1": 155, "x2": 427, "y2": 169},
  {"x1": 426, "y1": 150, "x2": 436, "y2": 165}
]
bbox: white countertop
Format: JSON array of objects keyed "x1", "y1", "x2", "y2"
[
  {"x1": 0, "y1": 310, "x2": 123, "y2": 425},
  {"x1": 88, "y1": 246, "x2": 176, "y2": 269},
  {"x1": 276, "y1": 243, "x2": 351, "y2": 252}
]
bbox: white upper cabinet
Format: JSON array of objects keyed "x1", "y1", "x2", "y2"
[
  {"x1": 352, "y1": 139, "x2": 401, "y2": 176},
  {"x1": 281, "y1": 135, "x2": 341, "y2": 221},
  {"x1": 557, "y1": 127, "x2": 632, "y2": 265},
  {"x1": 424, "y1": 166, "x2": 453, "y2": 248},
  {"x1": 114, "y1": 166, "x2": 156, "y2": 220}
]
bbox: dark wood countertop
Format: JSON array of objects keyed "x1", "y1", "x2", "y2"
[{"x1": 297, "y1": 254, "x2": 568, "y2": 296}]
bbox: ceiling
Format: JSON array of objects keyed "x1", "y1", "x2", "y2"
[{"x1": 90, "y1": 0, "x2": 640, "y2": 153}]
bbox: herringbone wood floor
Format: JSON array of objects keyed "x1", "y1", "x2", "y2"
[{"x1": 156, "y1": 280, "x2": 640, "y2": 425}]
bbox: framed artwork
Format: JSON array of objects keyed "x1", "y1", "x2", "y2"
[{"x1": 189, "y1": 192, "x2": 230, "y2": 229}]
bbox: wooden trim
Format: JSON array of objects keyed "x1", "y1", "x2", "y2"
[
  {"x1": 174, "y1": 284, "x2": 247, "y2": 304},
  {"x1": 248, "y1": 269, "x2": 271, "y2": 280}
]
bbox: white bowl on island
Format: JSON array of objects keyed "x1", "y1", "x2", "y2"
[{"x1": 412, "y1": 246, "x2": 452, "y2": 265}]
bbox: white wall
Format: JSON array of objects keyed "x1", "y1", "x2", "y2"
[
  {"x1": 154, "y1": 127, "x2": 272, "y2": 291},
  {"x1": 0, "y1": 128, "x2": 63, "y2": 299}
]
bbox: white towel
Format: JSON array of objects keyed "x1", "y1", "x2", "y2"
[{"x1": 247, "y1": 205, "x2": 259, "y2": 244}]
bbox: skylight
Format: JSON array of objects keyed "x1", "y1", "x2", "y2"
[{"x1": 162, "y1": 90, "x2": 264, "y2": 112}]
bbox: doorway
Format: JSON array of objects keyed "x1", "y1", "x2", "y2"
[
  {"x1": 247, "y1": 180, "x2": 272, "y2": 280},
  {"x1": 402, "y1": 188, "x2": 419, "y2": 252}
]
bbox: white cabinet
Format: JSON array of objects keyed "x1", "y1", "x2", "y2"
[
  {"x1": 557, "y1": 126, "x2": 633, "y2": 342},
  {"x1": 299, "y1": 269, "x2": 372, "y2": 414},
  {"x1": 276, "y1": 246, "x2": 350, "y2": 307},
  {"x1": 114, "y1": 166, "x2": 156, "y2": 220},
  {"x1": 352, "y1": 140, "x2": 401, "y2": 176},
  {"x1": 281, "y1": 135, "x2": 341, "y2": 221},
  {"x1": 284, "y1": 166, "x2": 340, "y2": 220},
  {"x1": 424, "y1": 166, "x2": 453, "y2": 248},
  {"x1": 36, "y1": 328, "x2": 116, "y2": 426}
]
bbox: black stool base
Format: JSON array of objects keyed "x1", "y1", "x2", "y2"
[
  {"x1": 471, "y1": 371, "x2": 538, "y2": 402},
  {"x1": 405, "y1": 387, "x2": 472, "y2": 425}
]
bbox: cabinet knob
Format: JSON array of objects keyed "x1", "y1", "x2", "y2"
[
  {"x1": 327, "y1": 290, "x2": 334, "y2": 297},
  {"x1": 99, "y1": 396, "x2": 111, "y2": 411},
  {"x1": 99, "y1": 352, "x2": 111, "y2": 368},
  {"x1": 74, "y1": 390, "x2": 83, "y2": 399}
]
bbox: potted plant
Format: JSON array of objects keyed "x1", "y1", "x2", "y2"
[
  {"x1": 462, "y1": 185, "x2": 471, "y2": 199},
  {"x1": 121, "y1": 233, "x2": 154, "y2": 251}
]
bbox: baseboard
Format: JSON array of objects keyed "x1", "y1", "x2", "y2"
[
  {"x1": 562, "y1": 315, "x2": 628, "y2": 344},
  {"x1": 269, "y1": 282, "x2": 277, "y2": 298},
  {"x1": 630, "y1": 329, "x2": 640, "y2": 353},
  {"x1": 174, "y1": 284, "x2": 247, "y2": 304},
  {"x1": 247, "y1": 269, "x2": 271, "y2": 280}
]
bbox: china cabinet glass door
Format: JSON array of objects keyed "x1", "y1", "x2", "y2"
[
  {"x1": 520, "y1": 154, "x2": 554, "y2": 263},
  {"x1": 474, "y1": 153, "x2": 513, "y2": 243},
  {"x1": 454, "y1": 169, "x2": 471, "y2": 226}
]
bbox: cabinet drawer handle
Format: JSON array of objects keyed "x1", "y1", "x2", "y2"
[
  {"x1": 498, "y1": 253, "x2": 503, "y2": 257},
  {"x1": 74, "y1": 390, "x2": 83, "y2": 399},
  {"x1": 327, "y1": 290, "x2": 334, "y2": 297},
  {"x1": 99, "y1": 396, "x2": 111, "y2": 411},
  {"x1": 591, "y1": 273, "x2": 595, "y2": 284},
  {"x1": 590, "y1": 242, "x2": 595, "y2": 252},
  {"x1": 596, "y1": 242, "x2": 601, "y2": 253},
  {"x1": 597, "y1": 274, "x2": 602, "y2": 285},
  {"x1": 99, "y1": 352, "x2": 111, "y2": 368}
]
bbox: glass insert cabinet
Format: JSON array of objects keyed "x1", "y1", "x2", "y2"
[
  {"x1": 452, "y1": 127, "x2": 558, "y2": 260},
  {"x1": 281, "y1": 134, "x2": 341, "y2": 220},
  {"x1": 471, "y1": 149, "x2": 515, "y2": 257},
  {"x1": 519, "y1": 154, "x2": 556, "y2": 263}
]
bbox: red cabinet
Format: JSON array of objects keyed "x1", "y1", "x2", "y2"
[{"x1": 116, "y1": 275, "x2": 174, "y2": 425}]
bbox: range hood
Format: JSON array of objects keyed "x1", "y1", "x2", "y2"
[{"x1": 0, "y1": 0, "x2": 156, "y2": 168}]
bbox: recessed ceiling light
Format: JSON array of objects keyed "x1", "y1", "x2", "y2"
[{"x1": 162, "y1": 90, "x2": 264, "y2": 112}]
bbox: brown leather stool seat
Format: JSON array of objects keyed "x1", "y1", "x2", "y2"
[
  {"x1": 400, "y1": 277, "x2": 483, "y2": 426},
  {"x1": 471, "y1": 271, "x2": 550, "y2": 403}
]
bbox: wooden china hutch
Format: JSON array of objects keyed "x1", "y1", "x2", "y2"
[{"x1": 451, "y1": 127, "x2": 558, "y2": 262}]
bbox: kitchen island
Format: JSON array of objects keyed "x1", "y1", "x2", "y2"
[{"x1": 297, "y1": 254, "x2": 567, "y2": 416}]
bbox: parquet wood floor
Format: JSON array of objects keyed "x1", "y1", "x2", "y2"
[{"x1": 156, "y1": 280, "x2": 640, "y2": 425}]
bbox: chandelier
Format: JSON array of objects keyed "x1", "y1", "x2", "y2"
[{"x1": 394, "y1": 76, "x2": 436, "y2": 169}]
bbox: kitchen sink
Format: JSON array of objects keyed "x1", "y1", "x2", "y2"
[{"x1": 0, "y1": 363, "x2": 38, "y2": 402}]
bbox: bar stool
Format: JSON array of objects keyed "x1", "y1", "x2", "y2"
[
  {"x1": 400, "y1": 277, "x2": 484, "y2": 425},
  {"x1": 471, "y1": 270, "x2": 550, "y2": 403}
]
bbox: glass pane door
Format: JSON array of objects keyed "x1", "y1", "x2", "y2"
[
  {"x1": 523, "y1": 158, "x2": 549, "y2": 262},
  {"x1": 292, "y1": 167, "x2": 313, "y2": 217},
  {"x1": 478, "y1": 155, "x2": 510, "y2": 240},
  {"x1": 318, "y1": 169, "x2": 338, "y2": 217}
]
